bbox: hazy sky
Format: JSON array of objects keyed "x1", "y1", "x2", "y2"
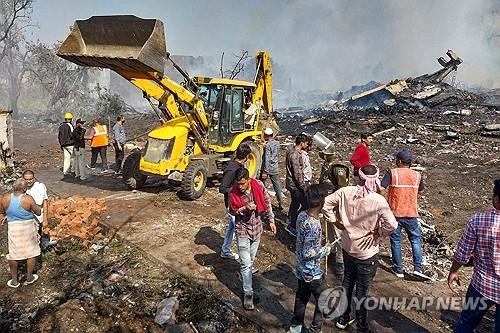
[{"x1": 31, "y1": 0, "x2": 500, "y2": 90}]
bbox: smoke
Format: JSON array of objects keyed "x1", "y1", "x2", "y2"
[
  {"x1": 32, "y1": 0, "x2": 500, "y2": 91},
  {"x1": 262, "y1": 0, "x2": 500, "y2": 90}
]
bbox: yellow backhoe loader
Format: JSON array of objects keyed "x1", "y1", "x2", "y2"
[{"x1": 57, "y1": 15, "x2": 276, "y2": 199}]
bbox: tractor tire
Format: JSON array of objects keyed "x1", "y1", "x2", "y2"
[
  {"x1": 245, "y1": 141, "x2": 262, "y2": 178},
  {"x1": 122, "y1": 149, "x2": 147, "y2": 189},
  {"x1": 180, "y1": 160, "x2": 208, "y2": 200}
]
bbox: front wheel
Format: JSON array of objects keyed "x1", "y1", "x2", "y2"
[
  {"x1": 179, "y1": 160, "x2": 208, "y2": 200},
  {"x1": 244, "y1": 142, "x2": 262, "y2": 179},
  {"x1": 122, "y1": 149, "x2": 147, "y2": 189}
]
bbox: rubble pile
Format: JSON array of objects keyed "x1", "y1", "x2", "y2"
[
  {"x1": 44, "y1": 196, "x2": 106, "y2": 246},
  {"x1": 417, "y1": 210, "x2": 455, "y2": 281},
  {"x1": 0, "y1": 159, "x2": 29, "y2": 190},
  {"x1": 276, "y1": 50, "x2": 499, "y2": 137},
  {"x1": 348, "y1": 79, "x2": 484, "y2": 112},
  {"x1": 275, "y1": 51, "x2": 499, "y2": 285}
]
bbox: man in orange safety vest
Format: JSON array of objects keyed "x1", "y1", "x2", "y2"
[
  {"x1": 381, "y1": 150, "x2": 427, "y2": 280},
  {"x1": 85, "y1": 119, "x2": 109, "y2": 173}
]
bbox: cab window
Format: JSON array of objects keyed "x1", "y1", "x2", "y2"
[{"x1": 230, "y1": 88, "x2": 244, "y2": 132}]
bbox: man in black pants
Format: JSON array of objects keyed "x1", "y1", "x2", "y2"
[
  {"x1": 112, "y1": 115, "x2": 127, "y2": 175},
  {"x1": 288, "y1": 184, "x2": 331, "y2": 333},
  {"x1": 323, "y1": 164, "x2": 397, "y2": 332},
  {"x1": 285, "y1": 134, "x2": 310, "y2": 236}
]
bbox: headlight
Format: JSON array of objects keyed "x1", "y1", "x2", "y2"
[{"x1": 143, "y1": 138, "x2": 175, "y2": 163}]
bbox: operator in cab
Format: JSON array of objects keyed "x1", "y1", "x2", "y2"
[{"x1": 243, "y1": 97, "x2": 257, "y2": 129}]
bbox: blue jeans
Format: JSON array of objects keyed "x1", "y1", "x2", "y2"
[
  {"x1": 237, "y1": 236, "x2": 261, "y2": 295},
  {"x1": 390, "y1": 217, "x2": 423, "y2": 273},
  {"x1": 221, "y1": 211, "x2": 236, "y2": 254},
  {"x1": 454, "y1": 284, "x2": 499, "y2": 332},
  {"x1": 268, "y1": 173, "x2": 284, "y2": 207}
]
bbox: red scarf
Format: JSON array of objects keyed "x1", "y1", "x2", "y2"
[{"x1": 229, "y1": 178, "x2": 268, "y2": 214}]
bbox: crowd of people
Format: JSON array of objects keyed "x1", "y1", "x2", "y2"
[
  {"x1": 1, "y1": 116, "x2": 497, "y2": 332},
  {"x1": 58, "y1": 113, "x2": 127, "y2": 180},
  {"x1": 218, "y1": 130, "x2": 499, "y2": 333},
  {"x1": 0, "y1": 111, "x2": 127, "y2": 287}
]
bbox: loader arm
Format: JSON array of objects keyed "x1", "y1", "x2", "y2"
[
  {"x1": 115, "y1": 69, "x2": 209, "y2": 151},
  {"x1": 56, "y1": 15, "x2": 209, "y2": 151},
  {"x1": 253, "y1": 51, "x2": 273, "y2": 114}
]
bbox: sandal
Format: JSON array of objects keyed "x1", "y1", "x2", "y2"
[
  {"x1": 23, "y1": 274, "x2": 38, "y2": 286},
  {"x1": 7, "y1": 280, "x2": 20, "y2": 288}
]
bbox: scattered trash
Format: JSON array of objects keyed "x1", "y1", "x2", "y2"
[
  {"x1": 300, "y1": 117, "x2": 321, "y2": 126},
  {"x1": 443, "y1": 109, "x2": 471, "y2": 116},
  {"x1": 155, "y1": 297, "x2": 179, "y2": 326},
  {"x1": 413, "y1": 85, "x2": 442, "y2": 99},
  {"x1": 401, "y1": 138, "x2": 423, "y2": 144},
  {"x1": 41, "y1": 237, "x2": 58, "y2": 251},
  {"x1": 484, "y1": 123, "x2": 500, "y2": 131},
  {"x1": 383, "y1": 99, "x2": 396, "y2": 106},
  {"x1": 90, "y1": 241, "x2": 106, "y2": 253},
  {"x1": 445, "y1": 131, "x2": 459, "y2": 140}
]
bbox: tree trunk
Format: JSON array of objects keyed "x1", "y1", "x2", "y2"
[
  {"x1": 6, "y1": 49, "x2": 22, "y2": 119},
  {"x1": 0, "y1": 110, "x2": 14, "y2": 172},
  {"x1": 8, "y1": 94, "x2": 19, "y2": 119}
]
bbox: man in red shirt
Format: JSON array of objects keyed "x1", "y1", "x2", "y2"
[
  {"x1": 350, "y1": 133, "x2": 373, "y2": 176},
  {"x1": 230, "y1": 167, "x2": 277, "y2": 310}
]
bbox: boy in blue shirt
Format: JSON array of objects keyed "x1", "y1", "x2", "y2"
[{"x1": 288, "y1": 184, "x2": 332, "y2": 333}]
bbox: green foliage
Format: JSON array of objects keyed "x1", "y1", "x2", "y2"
[{"x1": 93, "y1": 84, "x2": 135, "y2": 121}]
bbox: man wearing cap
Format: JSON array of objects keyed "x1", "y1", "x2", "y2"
[
  {"x1": 261, "y1": 128, "x2": 284, "y2": 210},
  {"x1": 72, "y1": 119, "x2": 88, "y2": 181},
  {"x1": 381, "y1": 150, "x2": 426, "y2": 279},
  {"x1": 58, "y1": 112, "x2": 74, "y2": 180}
]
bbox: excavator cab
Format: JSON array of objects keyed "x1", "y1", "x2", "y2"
[{"x1": 201, "y1": 83, "x2": 252, "y2": 146}]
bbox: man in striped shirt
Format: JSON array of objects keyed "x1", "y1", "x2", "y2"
[{"x1": 448, "y1": 179, "x2": 500, "y2": 332}]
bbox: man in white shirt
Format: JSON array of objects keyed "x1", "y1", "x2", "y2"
[
  {"x1": 301, "y1": 136, "x2": 313, "y2": 186},
  {"x1": 23, "y1": 170, "x2": 48, "y2": 225},
  {"x1": 243, "y1": 98, "x2": 257, "y2": 129}
]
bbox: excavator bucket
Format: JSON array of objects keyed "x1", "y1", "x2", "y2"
[{"x1": 57, "y1": 15, "x2": 167, "y2": 74}]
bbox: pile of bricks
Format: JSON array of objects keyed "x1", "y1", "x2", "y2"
[{"x1": 45, "y1": 196, "x2": 107, "y2": 246}]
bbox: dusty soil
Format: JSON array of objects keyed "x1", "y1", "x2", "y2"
[
  {"x1": 0, "y1": 108, "x2": 498, "y2": 332},
  {"x1": 0, "y1": 231, "x2": 259, "y2": 333}
]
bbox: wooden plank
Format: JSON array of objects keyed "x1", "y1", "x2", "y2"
[{"x1": 350, "y1": 84, "x2": 388, "y2": 100}]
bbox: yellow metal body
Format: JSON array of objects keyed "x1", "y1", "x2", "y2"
[
  {"x1": 139, "y1": 116, "x2": 203, "y2": 175},
  {"x1": 121, "y1": 52, "x2": 273, "y2": 177},
  {"x1": 253, "y1": 51, "x2": 273, "y2": 113}
]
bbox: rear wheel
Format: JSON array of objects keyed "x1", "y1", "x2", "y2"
[
  {"x1": 180, "y1": 160, "x2": 208, "y2": 200},
  {"x1": 122, "y1": 149, "x2": 147, "y2": 189},
  {"x1": 244, "y1": 142, "x2": 262, "y2": 178}
]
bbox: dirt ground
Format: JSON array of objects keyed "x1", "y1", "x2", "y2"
[{"x1": 0, "y1": 115, "x2": 498, "y2": 332}]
